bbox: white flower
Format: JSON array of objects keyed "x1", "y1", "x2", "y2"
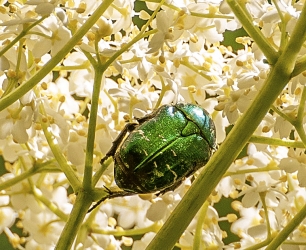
[
  {"x1": 231, "y1": 206, "x2": 262, "y2": 235},
  {"x1": 108, "y1": 80, "x2": 154, "y2": 118},
  {"x1": 147, "y1": 10, "x2": 183, "y2": 53},
  {"x1": 132, "y1": 232, "x2": 156, "y2": 250},
  {"x1": 279, "y1": 148, "x2": 306, "y2": 187},
  {"x1": 25, "y1": 239, "x2": 54, "y2": 250},
  {"x1": 1, "y1": 0, "x2": 306, "y2": 249},
  {"x1": 0, "y1": 102, "x2": 34, "y2": 143},
  {"x1": 0, "y1": 207, "x2": 16, "y2": 233},
  {"x1": 99, "y1": 196, "x2": 152, "y2": 229},
  {"x1": 253, "y1": 113, "x2": 275, "y2": 137},
  {"x1": 67, "y1": 130, "x2": 85, "y2": 160},
  {"x1": 26, "y1": 0, "x2": 57, "y2": 16},
  {"x1": 146, "y1": 200, "x2": 167, "y2": 221},
  {"x1": 103, "y1": 0, "x2": 135, "y2": 33},
  {"x1": 181, "y1": 206, "x2": 224, "y2": 249},
  {"x1": 23, "y1": 209, "x2": 65, "y2": 246},
  {"x1": 274, "y1": 114, "x2": 294, "y2": 138},
  {"x1": 42, "y1": 77, "x2": 80, "y2": 116},
  {"x1": 27, "y1": 15, "x2": 71, "y2": 58}
]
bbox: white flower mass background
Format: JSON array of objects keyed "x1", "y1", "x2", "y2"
[{"x1": 0, "y1": 0, "x2": 305, "y2": 249}]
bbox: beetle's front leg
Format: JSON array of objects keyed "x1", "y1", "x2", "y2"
[
  {"x1": 100, "y1": 122, "x2": 138, "y2": 165},
  {"x1": 91, "y1": 122, "x2": 140, "y2": 212},
  {"x1": 88, "y1": 187, "x2": 137, "y2": 213}
]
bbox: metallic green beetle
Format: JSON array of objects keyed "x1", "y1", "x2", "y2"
[{"x1": 89, "y1": 103, "x2": 216, "y2": 211}]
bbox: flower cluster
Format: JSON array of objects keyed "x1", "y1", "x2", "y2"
[{"x1": 0, "y1": 0, "x2": 306, "y2": 249}]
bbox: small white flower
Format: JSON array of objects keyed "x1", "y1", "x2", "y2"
[
  {"x1": 23, "y1": 209, "x2": 65, "y2": 246},
  {"x1": 274, "y1": 115, "x2": 294, "y2": 138},
  {"x1": 26, "y1": 0, "x2": 56, "y2": 16},
  {"x1": 108, "y1": 80, "x2": 153, "y2": 118},
  {"x1": 132, "y1": 232, "x2": 156, "y2": 250},
  {"x1": 0, "y1": 207, "x2": 16, "y2": 233},
  {"x1": 28, "y1": 15, "x2": 71, "y2": 58},
  {"x1": 147, "y1": 10, "x2": 182, "y2": 53},
  {"x1": 231, "y1": 206, "x2": 262, "y2": 235},
  {"x1": 146, "y1": 200, "x2": 167, "y2": 221},
  {"x1": 0, "y1": 102, "x2": 34, "y2": 144},
  {"x1": 279, "y1": 148, "x2": 306, "y2": 187},
  {"x1": 25, "y1": 239, "x2": 55, "y2": 250},
  {"x1": 66, "y1": 130, "x2": 86, "y2": 170}
]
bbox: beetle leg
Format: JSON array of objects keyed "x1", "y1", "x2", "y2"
[
  {"x1": 87, "y1": 195, "x2": 109, "y2": 212},
  {"x1": 94, "y1": 122, "x2": 140, "y2": 212},
  {"x1": 100, "y1": 122, "x2": 139, "y2": 165},
  {"x1": 88, "y1": 187, "x2": 137, "y2": 212}
]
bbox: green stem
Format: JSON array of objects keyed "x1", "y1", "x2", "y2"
[
  {"x1": 154, "y1": 76, "x2": 166, "y2": 109},
  {"x1": 55, "y1": 190, "x2": 92, "y2": 249},
  {"x1": 147, "y1": 2, "x2": 306, "y2": 249},
  {"x1": 0, "y1": 161, "x2": 60, "y2": 191},
  {"x1": 283, "y1": 240, "x2": 306, "y2": 245},
  {"x1": 91, "y1": 221, "x2": 161, "y2": 236},
  {"x1": 92, "y1": 157, "x2": 112, "y2": 186},
  {"x1": 226, "y1": 0, "x2": 278, "y2": 64},
  {"x1": 296, "y1": 86, "x2": 306, "y2": 124},
  {"x1": 245, "y1": 239, "x2": 270, "y2": 250},
  {"x1": 294, "y1": 123, "x2": 306, "y2": 147},
  {"x1": 292, "y1": 86, "x2": 306, "y2": 146},
  {"x1": 83, "y1": 66, "x2": 103, "y2": 190},
  {"x1": 260, "y1": 192, "x2": 272, "y2": 239},
  {"x1": 193, "y1": 202, "x2": 208, "y2": 250},
  {"x1": 35, "y1": 78, "x2": 81, "y2": 191},
  {"x1": 266, "y1": 203, "x2": 306, "y2": 250},
  {"x1": 292, "y1": 55, "x2": 306, "y2": 77},
  {"x1": 52, "y1": 61, "x2": 91, "y2": 71},
  {"x1": 271, "y1": 105, "x2": 295, "y2": 123},
  {"x1": 16, "y1": 38, "x2": 25, "y2": 76},
  {"x1": 40, "y1": 110, "x2": 81, "y2": 192},
  {"x1": 249, "y1": 135, "x2": 304, "y2": 148},
  {"x1": 180, "y1": 58, "x2": 211, "y2": 81},
  {"x1": 224, "y1": 163, "x2": 279, "y2": 177},
  {"x1": 189, "y1": 11, "x2": 234, "y2": 19},
  {"x1": 0, "y1": 0, "x2": 115, "y2": 112},
  {"x1": 32, "y1": 186, "x2": 68, "y2": 221},
  {"x1": 74, "y1": 209, "x2": 96, "y2": 248},
  {"x1": 271, "y1": 0, "x2": 288, "y2": 53}
]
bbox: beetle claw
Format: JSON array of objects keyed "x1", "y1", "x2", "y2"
[{"x1": 88, "y1": 186, "x2": 138, "y2": 213}]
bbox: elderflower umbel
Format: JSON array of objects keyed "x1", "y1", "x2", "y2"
[{"x1": 0, "y1": 0, "x2": 306, "y2": 249}]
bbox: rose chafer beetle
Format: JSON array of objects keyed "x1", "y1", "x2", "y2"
[{"x1": 89, "y1": 103, "x2": 216, "y2": 212}]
